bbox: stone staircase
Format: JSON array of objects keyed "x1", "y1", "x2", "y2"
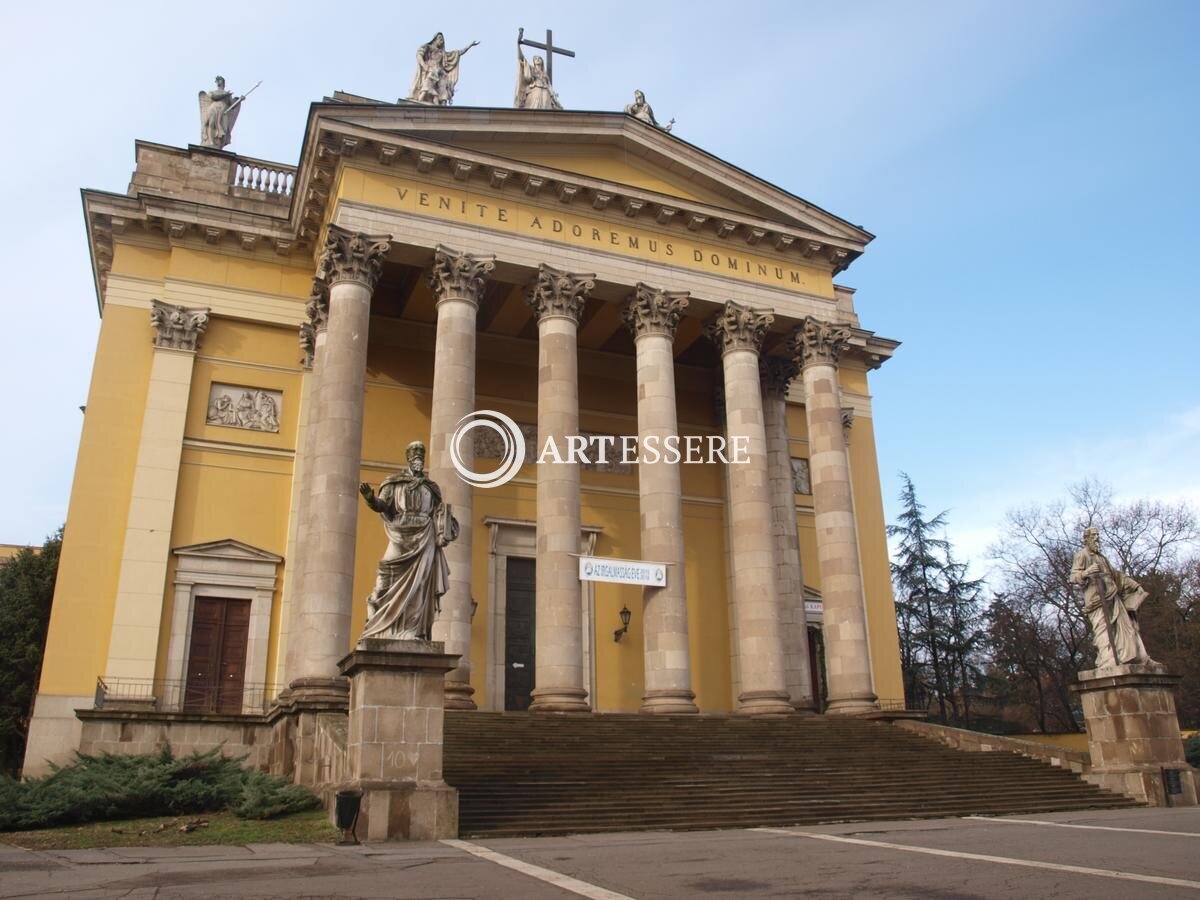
[{"x1": 443, "y1": 712, "x2": 1135, "y2": 837}]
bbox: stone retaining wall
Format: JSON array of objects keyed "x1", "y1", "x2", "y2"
[
  {"x1": 894, "y1": 719, "x2": 1091, "y2": 774},
  {"x1": 77, "y1": 711, "x2": 272, "y2": 769}
]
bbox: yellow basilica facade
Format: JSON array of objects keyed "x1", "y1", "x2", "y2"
[{"x1": 24, "y1": 93, "x2": 902, "y2": 775}]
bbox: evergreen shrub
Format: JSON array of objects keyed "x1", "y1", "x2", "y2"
[{"x1": 0, "y1": 747, "x2": 319, "y2": 830}]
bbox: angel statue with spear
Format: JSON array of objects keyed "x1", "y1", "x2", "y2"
[{"x1": 198, "y1": 76, "x2": 261, "y2": 150}]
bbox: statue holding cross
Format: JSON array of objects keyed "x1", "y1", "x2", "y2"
[{"x1": 515, "y1": 27, "x2": 573, "y2": 110}]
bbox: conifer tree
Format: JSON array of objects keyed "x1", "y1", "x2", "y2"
[{"x1": 889, "y1": 475, "x2": 986, "y2": 723}]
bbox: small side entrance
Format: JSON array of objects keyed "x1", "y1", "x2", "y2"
[
  {"x1": 184, "y1": 596, "x2": 251, "y2": 713},
  {"x1": 504, "y1": 557, "x2": 536, "y2": 711}
]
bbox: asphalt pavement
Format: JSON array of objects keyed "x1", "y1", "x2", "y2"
[{"x1": 2, "y1": 806, "x2": 1198, "y2": 898}]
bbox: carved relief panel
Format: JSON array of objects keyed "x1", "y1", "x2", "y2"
[{"x1": 206, "y1": 383, "x2": 282, "y2": 433}]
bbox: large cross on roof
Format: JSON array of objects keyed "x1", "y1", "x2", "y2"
[{"x1": 518, "y1": 28, "x2": 575, "y2": 84}]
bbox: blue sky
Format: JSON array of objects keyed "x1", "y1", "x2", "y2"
[{"x1": 1, "y1": 1, "x2": 1196, "y2": 576}]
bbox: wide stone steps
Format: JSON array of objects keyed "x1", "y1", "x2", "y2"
[{"x1": 443, "y1": 712, "x2": 1134, "y2": 837}]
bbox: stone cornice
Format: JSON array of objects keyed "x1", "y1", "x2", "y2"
[
  {"x1": 622, "y1": 283, "x2": 690, "y2": 339},
  {"x1": 526, "y1": 264, "x2": 595, "y2": 325},
  {"x1": 295, "y1": 121, "x2": 866, "y2": 272},
  {"x1": 428, "y1": 245, "x2": 496, "y2": 306}
]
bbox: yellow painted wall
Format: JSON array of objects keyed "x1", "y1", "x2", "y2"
[{"x1": 39, "y1": 302, "x2": 153, "y2": 695}]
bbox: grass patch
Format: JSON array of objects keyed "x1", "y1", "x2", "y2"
[{"x1": 1, "y1": 807, "x2": 335, "y2": 850}]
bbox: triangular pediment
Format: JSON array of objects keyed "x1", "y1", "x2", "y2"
[
  {"x1": 173, "y1": 539, "x2": 282, "y2": 564},
  {"x1": 312, "y1": 104, "x2": 871, "y2": 246}
]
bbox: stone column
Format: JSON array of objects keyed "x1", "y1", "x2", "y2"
[
  {"x1": 526, "y1": 264, "x2": 594, "y2": 713},
  {"x1": 427, "y1": 246, "x2": 495, "y2": 710},
  {"x1": 623, "y1": 284, "x2": 699, "y2": 714},
  {"x1": 760, "y1": 356, "x2": 816, "y2": 712},
  {"x1": 105, "y1": 301, "x2": 209, "y2": 686},
  {"x1": 790, "y1": 317, "x2": 877, "y2": 714},
  {"x1": 280, "y1": 278, "x2": 329, "y2": 689},
  {"x1": 290, "y1": 225, "x2": 390, "y2": 690},
  {"x1": 706, "y1": 301, "x2": 793, "y2": 715}
]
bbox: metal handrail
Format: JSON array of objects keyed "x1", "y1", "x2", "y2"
[{"x1": 94, "y1": 676, "x2": 280, "y2": 715}]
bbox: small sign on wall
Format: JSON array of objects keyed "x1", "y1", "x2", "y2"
[{"x1": 579, "y1": 556, "x2": 667, "y2": 587}]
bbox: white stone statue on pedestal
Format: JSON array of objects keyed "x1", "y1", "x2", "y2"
[
  {"x1": 358, "y1": 441, "x2": 459, "y2": 642},
  {"x1": 1070, "y1": 526, "x2": 1156, "y2": 670}
]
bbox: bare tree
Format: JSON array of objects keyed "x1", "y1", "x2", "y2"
[{"x1": 988, "y1": 479, "x2": 1198, "y2": 730}]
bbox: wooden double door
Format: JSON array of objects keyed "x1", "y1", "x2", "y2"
[{"x1": 184, "y1": 596, "x2": 251, "y2": 713}]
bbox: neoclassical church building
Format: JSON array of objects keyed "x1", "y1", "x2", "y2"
[{"x1": 24, "y1": 89, "x2": 904, "y2": 775}]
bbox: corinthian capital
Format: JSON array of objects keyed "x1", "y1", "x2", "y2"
[
  {"x1": 759, "y1": 355, "x2": 799, "y2": 396},
  {"x1": 429, "y1": 245, "x2": 496, "y2": 306},
  {"x1": 525, "y1": 264, "x2": 595, "y2": 324},
  {"x1": 622, "y1": 283, "x2": 690, "y2": 339},
  {"x1": 790, "y1": 316, "x2": 852, "y2": 368},
  {"x1": 150, "y1": 299, "x2": 209, "y2": 351},
  {"x1": 705, "y1": 301, "x2": 773, "y2": 355},
  {"x1": 318, "y1": 224, "x2": 391, "y2": 289}
]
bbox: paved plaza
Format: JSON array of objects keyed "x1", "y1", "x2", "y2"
[{"x1": 2, "y1": 807, "x2": 1199, "y2": 899}]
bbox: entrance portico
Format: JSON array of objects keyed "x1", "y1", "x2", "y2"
[{"x1": 274, "y1": 105, "x2": 898, "y2": 715}]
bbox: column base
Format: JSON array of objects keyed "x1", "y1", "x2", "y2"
[
  {"x1": 640, "y1": 689, "x2": 699, "y2": 715},
  {"x1": 529, "y1": 686, "x2": 590, "y2": 713},
  {"x1": 735, "y1": 690, "x2": 795, "y2": 716},
  {"x1": 444, "y1": 680, "x2": 478, "y2": 711},
  {"x1": 335, "y1": 780, "x2": 459, "y2": 842},
  {"x1": 285, "y1": 676, "x2": 351, "y2": 707},
  {"x1": 824, "y1": 695, "x2": 879, "y2": 716}
]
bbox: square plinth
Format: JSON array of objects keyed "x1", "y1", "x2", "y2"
[
  {"x1": 335, "y1": 640, "x2": 461, "y2": 840},
  {"x1": 1072, "y1": 666, "x2": 1198, "y2": 807}
]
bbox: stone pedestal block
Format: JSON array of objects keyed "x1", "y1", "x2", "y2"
[
  {"x1": 336, "y1": 639, "x2": 460, "y2": 840},
  {"x1": 1073, "y1": 664, "x2": 1198, "y2": 807}
]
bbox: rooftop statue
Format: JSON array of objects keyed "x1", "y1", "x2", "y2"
[
  {"x1": 625, "y1": 90, "x2": 674, "y2": 132},
  {"x1": 407, "y1": 32, "x2": 478, "y2": 106},
  {"x1": 515, "y1": 28, "x2": 563, "y2": 110},
  {"x1": 198, "y1": 76, "x2": 245, "y2": 150},
  {"x1": 1070, "y1": 526, "x2": 1158, "y2": 670},
  {"x1": 358, "y1": 441, "x2": 459, "y2": 642}
]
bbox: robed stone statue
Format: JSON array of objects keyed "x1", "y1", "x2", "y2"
[
  {"x1": 358, "y1": 441, "x2": 459, "y2": 642},
  {"x1": 407, "y1": 32, "x2": 478, "y2": 106},
  {"x1": 514, "y1": 29, "x2": 563, "y2": 110},
  {"x1": 624, "y1": 90, "x2": 674, "y2": 132},
  {"x1": 198, "y1": 76, "x2": 242, "y2": 150},
  {"x1": 1070, "y1": 526, "x2": 1156, "y2": 670}
]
